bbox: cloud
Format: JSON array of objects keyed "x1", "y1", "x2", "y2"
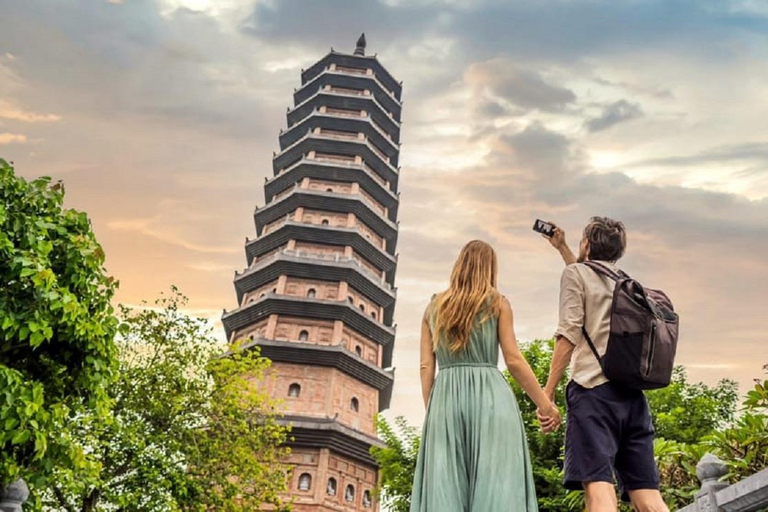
[
  {"x1": 627, "y1": 141, "x2": 768, "y2": 169},
  {"x1": 585, "y1": 99, "x2": 643, "y2": 132},
  {"x1": 107, "y1": 217, "x2": 240, "y2": 255},
  {"x1": 0, "y1": 133, "x2": 27, "y2": 145},
  {"x1": 465, "y1": 60, "x2": 577, "y2": 113},
  {"x1": 0, "y1": 100, "x2": 61, "y2": 123}
]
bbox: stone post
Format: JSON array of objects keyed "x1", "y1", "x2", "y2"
[
  {"x1": 0, "y1": 479, "x2": 29, "y2": 512},
  {"x1": 693, "y1": 453, "x2": 729, "y2": 511}
]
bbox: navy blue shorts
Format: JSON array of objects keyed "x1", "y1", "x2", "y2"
[{"x1": 564, "y1": 380, "x2": 660, "y2": 502}]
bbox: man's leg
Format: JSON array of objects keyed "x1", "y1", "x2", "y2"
[
  {"x1": 627, "y1": 489, "x2": 669, "y2": 512},
  {"x1": 584, "y1": 481, "x2": 618, "y2": 512},
  {"x1": 563, "y1": 383, "x2": 621, "y2": 509},
  {"x1": 615, "y1": 393, "x2": 665, "y2": 511}
]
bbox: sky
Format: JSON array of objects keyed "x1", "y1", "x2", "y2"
[{"x1": 2, "y1": 0, "x2": 768, "y2": 428}]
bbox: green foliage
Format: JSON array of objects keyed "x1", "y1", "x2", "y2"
[
  {"x1": 372, "y1": 339, "x2": 754, "y2": 511},
  {"x1": 370, "y1": 416, "x2": 421, "y2": 512},
  {"x1": 645, "y1": 366, "x2": 738, "y2": 444},
  {"x1": 653, "y1": 438, "x2": 709, "y2": 509},
  {"x1": 704, "y1": 363, "x2": 768, "y2": 483},
  {"x1": 42, "y1": 288, "x2": 291, "y2": 511},
  {"x1": 0, "y1": 159, "x2": 119, "y2": 491}
]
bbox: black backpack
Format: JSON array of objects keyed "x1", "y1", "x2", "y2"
[{"x1": 581, "y1": 261, "x2": 679, "y2": 390}]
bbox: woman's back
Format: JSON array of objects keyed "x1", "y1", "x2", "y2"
[{"x1": 428, "y1": 297, "x2": 500, "y2": 369}]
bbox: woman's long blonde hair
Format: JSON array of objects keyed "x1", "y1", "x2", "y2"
[{"x1": 431, "y1": 240, "x2": 502, "y2": 352}]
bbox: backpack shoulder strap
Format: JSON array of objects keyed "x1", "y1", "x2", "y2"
[
  {"x1": 583, "y1": 260, "x2": 628, "y2": 281},
  {"x1": 579, "y1": 261, "x2": 621, "y2": 369},
  {"x1": 581, "y1": 326, "x2": 604, "y2": 368}
]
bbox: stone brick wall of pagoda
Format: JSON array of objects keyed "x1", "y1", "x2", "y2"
[{"x1": 222, "y1": 34, "x2": 401, "y2": 512}]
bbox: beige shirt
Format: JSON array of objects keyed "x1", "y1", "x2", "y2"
[{"x1": 554, "y1": 260, "x2": 620, "y2": 389}]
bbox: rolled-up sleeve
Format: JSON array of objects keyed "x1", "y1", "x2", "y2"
[{"x1": 554, "y1": 265, "x2": 585, "y2": 345}]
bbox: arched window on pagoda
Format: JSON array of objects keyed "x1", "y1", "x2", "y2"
[
  {"x1": 350, "y1": 397, "x2": 359, "y2": 412},
  {"x1": 363, "y1": 490, "x2": 372, "y2": 507},
  {"x1": 288, "y1": 383, "x2": 301, "y2": 398},
  {"x1": 326, "y1": 477, "x2": 337, "y2": 496},
  {"x1": 299, "y1": 330, "x2": 309, "y2": 341},
  {"x1": 307, "y1": 288, "x2": 316, "y2": 298},
  {"x1": 321, "y1": 219, "x2": 330, "y2": 226},
  {"x1": 298, "y1": 473, "x2": 312, "y2": 491},
  {"x1": 345, "y1": 484, "x2": 355, "y2": 502},
  {"x1": 355, "y1": 345, "x2": 362, "y2": 357}
]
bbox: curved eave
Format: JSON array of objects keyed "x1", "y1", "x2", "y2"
[
  {"x1": 279, "y1": 113, "x2": 399, "y2": 164},
  {"x1": 273, "y1": 136, "x2": 398, "y2": 192},
  {"x1": 279, "y1": 415, "x2": 384, "y2": 467},
  {"x1": 244, "y1": 338, "x2": 394, "y2": 411},
  {"x1": 222, "y1": 294, "x2": 395, "y2": 355},
  {"x1": 234, "y1": 254, "x2": 396, "y2": 314},
  {"x1": 287, "y1": 92, "x2": 400, "y2": 143},
  {"x1": 255, "y1": 191, "x2": 398, "y2": 250},
  {"x1": 264, "y1": 161, "x2": 399, "y2": 220},
  {"x1": 245, "y1": 222, "x2": 397, "y2": 282},
  {"x1": 294, "y1": 72, "x2": 401, "y2": 122},
  {"x1": 302, "y1": 52, "x2": 401, "y2": 100}
]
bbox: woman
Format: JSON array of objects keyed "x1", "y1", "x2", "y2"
[{"x1": 410, "y1": 240, "x2": 561, "y2": 512}]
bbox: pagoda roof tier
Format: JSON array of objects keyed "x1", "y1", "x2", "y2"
[
  {"x1": 294, "y1": 71, "x2": 401, "y2": 122},
  {"x1": 255, "y1": 189, "x2": 398, "y2": 249},
  {"x1": 280, "y1": 113, "x2": 399, "y2": 165},
  {"x1": 279, "y1": 415, "x2": 384, "y2": 467},
  {"x1": 273, "y1": 134, "x2": 399, "y2": 192},
  {"x1": 265, "y1": 159, "x2": 399, "y2": 219},
  {"x1": 241, "y1": 338, "x2": 394, "y2": 411},
  {"x1": 302, "y1": 51, "x2": 401, "y2": 101},
  {"x1": 245, "y1": 221, "x2": 397, "y2": 282},
  {"x1": 288, "y1": 90, "x2": 400, "y2": 143},
  {"x1": 222, "y1": 294, "x2": 396, "y2": 366},
  {"x1": 234, "y1": 248, "x2": 396, "y2": 317}
]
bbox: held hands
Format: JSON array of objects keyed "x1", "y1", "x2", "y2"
[{"x1": 537, "y1": 392, "x2": 562, "y2": 434}]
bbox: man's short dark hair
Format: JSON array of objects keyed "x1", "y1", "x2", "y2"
[{"x1": 584, "y1": 217, "x2": 627, "y2": 262}]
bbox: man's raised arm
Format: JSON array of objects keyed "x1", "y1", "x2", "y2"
[{"x1": 543, "y1": 223, "x2": 577, "y2": 266}]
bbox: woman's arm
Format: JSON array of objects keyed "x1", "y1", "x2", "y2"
[
  {"x1": 498, "y1": 297, "x2": 561, "y2": 427},
  {"x1": 419, "y1": 306, "x2": 436, "y2": 408}
]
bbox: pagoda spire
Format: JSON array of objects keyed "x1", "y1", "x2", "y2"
[{"x1": 354, "y1": 33, "x2": 366, "y2": 56}]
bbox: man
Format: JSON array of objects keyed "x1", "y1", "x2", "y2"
[{"x1": 539, "y1": 217, "x2": 668, "y2": 512}]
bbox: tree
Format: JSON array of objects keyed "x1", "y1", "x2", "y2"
[
  {"x1": 0, "y1": 159, "x2": 119, "y2": 498},
  {"x1": 704, "y1": 363, "x2": 768, "y2": 482},
  {"x1": 43, "y1": 289, "x2": 292, "y2": 511},
  {"x1": 370, "y1": 416, "x2": 420, "y2": 512},
  {"x1": 645, "y1": 366, "x2": 738, "y2": 444}
]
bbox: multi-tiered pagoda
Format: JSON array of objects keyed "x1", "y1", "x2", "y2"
[{"x1": 222, "y1": 34, "x2": 402, "y2": 511}]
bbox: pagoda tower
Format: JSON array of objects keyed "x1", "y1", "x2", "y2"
[{"x1": 222, "y1": 34, "x2": 402, "y2": 511}]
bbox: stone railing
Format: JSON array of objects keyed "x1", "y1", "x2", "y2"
[
  {"x1": 0, "y1": 479, "x2": 29, "y2": 511},
  {"x1": 679, "y1": 454, "x2": 768, "y2": 512}
]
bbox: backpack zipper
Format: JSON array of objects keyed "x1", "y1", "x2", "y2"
[{"x1": 645, "y1": 322, "x2": 657, "y2": 377}]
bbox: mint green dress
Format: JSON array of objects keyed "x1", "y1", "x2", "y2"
[{"x1": 409, "y1": 300, "x2": 539, "y2": 512}]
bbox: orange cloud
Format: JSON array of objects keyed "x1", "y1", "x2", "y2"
[
  {"x1": 107, "y1": 218, "x2": 240, "y2": 255},
  {"x1": 0, "y1": 101, "x2": 61, "y2": 123},
  {"x1": 0, "y1": 132, "x2": 26, "y2": 145}
]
